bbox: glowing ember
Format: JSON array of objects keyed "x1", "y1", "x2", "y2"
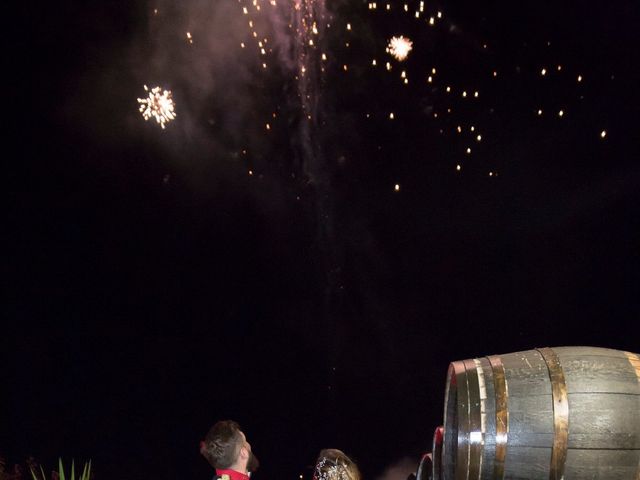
[
  {"x1": 137, "y1": 85, "x2": 176, "y2": 129},
  {"x1": 387, "y1": 36, "x2": 413, "y2": 61}
]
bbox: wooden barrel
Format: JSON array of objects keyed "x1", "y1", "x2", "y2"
[
  {"x1": 432, "y1": 426, "x2": 443, "y2": 480},
  {"x1": 417, "y1": 452, "x2": 434, "y2": 480},
  {"x1": 440, "y1": 346, "x2": 640, "y2": 480}
]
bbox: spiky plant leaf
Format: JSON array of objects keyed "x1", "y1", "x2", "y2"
[
  {"x1": 35, "y1": 458, "x2": 91, "y2": 480},
  {"x1": 81, "y1": 460, "x2": 91, "y2": 480}
]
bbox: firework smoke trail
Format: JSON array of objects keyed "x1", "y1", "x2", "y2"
[
  {"x1": 290, "y1": 0, "x2": 339, "y2": 290},
  {"x1": 291, "y1": 0, "x2": 327, "y2": 181},
  {"x1": 289, "y1": 0, "x2": 346, "y2": 418}
]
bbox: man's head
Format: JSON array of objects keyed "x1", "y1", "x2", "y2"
[{"x1": 200, "y1": 420, "x2": 260, "y2": 474}]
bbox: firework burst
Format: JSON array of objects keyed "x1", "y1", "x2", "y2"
[
  {"x1": 387, "y1": 36, "x2": 413, "y2": 61},
  {"x1": 137, "y1": 85, "x2": 176, "y2": 129}
]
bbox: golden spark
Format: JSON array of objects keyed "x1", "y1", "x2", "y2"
[
  {"x1": 137, "y1": 85, "x2": 176, "y2": 129},
  {"x1": 388, "y1": 36, "x2": 413, "y2": 61}
]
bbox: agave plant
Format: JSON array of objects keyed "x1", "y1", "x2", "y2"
[{"x1": 30, "y1": 459, "x2": 91, "y2": 480}]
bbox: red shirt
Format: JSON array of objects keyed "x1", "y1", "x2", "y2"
[{"x1": 216, "y1": 469, "x2": 250, "y2": 480}]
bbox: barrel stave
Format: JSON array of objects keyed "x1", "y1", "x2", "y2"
[
  {"x1": 567, "y1": 392, "x2": 640, "y2": 448},
  {"x1": 503, "y1": 446, "x2": 550, "y2": 479},
  {"x1": 508, "y1": 395, "x2": 554, "y2": 435},
  {"x1": 559, "y1": 354, "x2": 640, "y2": 394},
  {"x1": 564, "y1": 449, "x2": 640, "y2": 479},
  {"x1": 552, "y1": 346, "x2": 632, "y2": 358},
  {"x1": 501, "y1": 351, "x2": 551, "y2": 397}
]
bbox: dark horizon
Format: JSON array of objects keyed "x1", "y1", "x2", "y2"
[{"x1": 5, "y1": 0, "x2": 639, "y2": 479}]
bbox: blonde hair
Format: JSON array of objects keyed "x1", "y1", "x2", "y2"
[{"x1": 313, "y1": 449, "x2": 361, "y2": 480}]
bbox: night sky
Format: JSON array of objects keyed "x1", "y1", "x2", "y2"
[{"x1": 5, "y1": 1, "x2": 640, "y2": 480}]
